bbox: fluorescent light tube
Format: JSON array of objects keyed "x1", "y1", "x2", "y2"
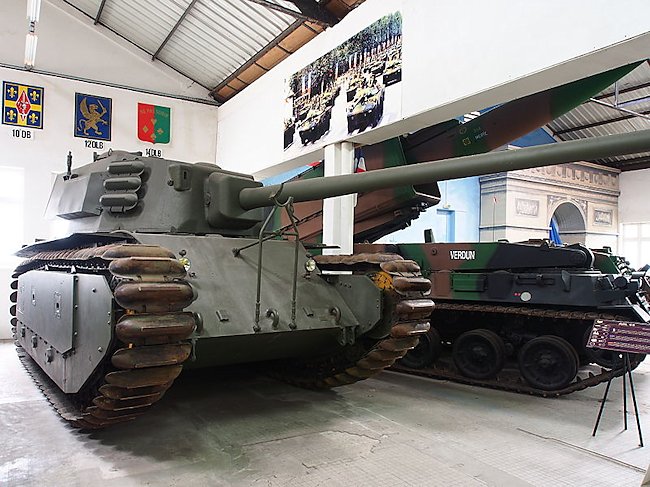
[
  {"x1": 27, "y1": 0, "x2": 41, "y2": 22},
  {"x1": 24, "y1": 32, "x2": 38, "y2": 68}
]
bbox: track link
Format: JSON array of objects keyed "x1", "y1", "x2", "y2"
[
  {"x1": 272, "y1": 253, "x2": 434, "y2": 388},
  {"x1": 392, "y1": 302, "x2": 643, "y2": 397},
  {"x1": 11, "y1": 243, "x2": 196, "y2": 429}
]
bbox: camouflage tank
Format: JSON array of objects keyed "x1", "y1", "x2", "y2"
[
  {"x1": 347, "y1": 83, "x2": 385, "y2": 133},
  {"x1": 383, "y1": 58, "x2": 402, "y2": 86},
  {"x1": 369, "y1": 59, "x2": 386, "y2": 78},
  {"x1": 362, "y1": 240, "x2": 650, "y2": 395},
  {"x1": 270, "y1": 62, "x2": 650, "y2": 396},
  {"x1": 346, "y1": 73, "x2": 363, "y2": 102},
  {"x1": 298, "y1": 103, "x2": 332, "y2": 145},
  {"x1": 283, "y1": 118, "x2": 295, "y2": 149},
  {"x1": 9, "y1": 129, "x2": 650, "y2": 430}
]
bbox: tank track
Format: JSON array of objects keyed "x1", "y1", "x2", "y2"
[
  {"x1": 392, "y1": 302, "x2": 643, "y2": 397},
  {"x1": 9, "y1": 243, "x2": 196, "y2": 429},
  {"x1": 271, "y1": 253, "x2": 434, "y2": 388}
]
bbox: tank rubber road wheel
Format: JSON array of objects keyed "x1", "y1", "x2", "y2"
[
  {"x1": 400, "y1": 328, "x2": 442, "y2": 369},
  {"x1": 518, "y1": 335, "x2": 579, "y2": 391},
  {"x1": 452, "y1": 329, "x2": 506, "y2": 380}
]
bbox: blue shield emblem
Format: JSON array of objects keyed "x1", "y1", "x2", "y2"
[
  {"x1": 2, "y1": 81, "x2": 44, "y2": 129},
  {"x1": 74, "y1": 93, "x2": 111, "y2": 141}
]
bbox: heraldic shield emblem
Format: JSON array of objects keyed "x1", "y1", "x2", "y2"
[
  {"x1": 2, "y1": 81, "x2": 44, "y2": 129},
  {"x1": 75, "y1": 93, "x2": 111, "y2": 141},
  {"x1": 137, "y1": 103, "x2": 171, "y2": 144}
]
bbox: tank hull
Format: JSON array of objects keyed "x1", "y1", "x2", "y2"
[
  {"x1": 12, "y1": 234, "x2": 432, "y2": 428},
  {"x1": 355, "y1": 241, "x2": 650, "y2": 395},
  {"x1": 133, "y1": 233, "x2": 382, "y2": 367}
]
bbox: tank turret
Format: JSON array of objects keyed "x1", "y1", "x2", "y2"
[
  {"x1": 45, "y1": 129, "x2": 650, "y2": 238},
  {"x1": 10, "y1": 129, "x2": 650, "y2": 429}
]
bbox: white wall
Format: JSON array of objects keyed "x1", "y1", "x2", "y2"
[
  {"x1": 0, "y1": 1, "x2": 221, "y2": 339},
  {"x1": 619, "y1": 169, "x2": 650, "y2": 267},
  {"x1": 0, "y1": 68, "x2": 218, "y2": 340},
  {"x1": 0, "y1": 0, "x2": 209, "y2": 99},
  {"x1": 216, "y1": 0, "x2": 650, "y2": 177},
  {"x1": 0, "y1": 66, "x2": 218, "y2": 242},
  {"x1": 620, "y1": 170, "x2": 650, "y2": 224}
]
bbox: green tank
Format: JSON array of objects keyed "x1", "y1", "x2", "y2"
[
  {"x1": 383, "y1": 58, "x2": 402, "y2": 86},
  {"x1": 358, "y1": 240, "x2": 650, "y2": 396},
  {"x1": 9, "y1": 127, "x2": 650, "y2": 429},
  {"x1": 347, "y1": 81, "x2": 385, "y2": 134},
  {"x1": 269, "y1": 63, "x2": 650, "y2": 396}
]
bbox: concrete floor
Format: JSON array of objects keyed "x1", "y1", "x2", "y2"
[{"x1": 1, "y1": 340, "x2": 649, "y2": 486}]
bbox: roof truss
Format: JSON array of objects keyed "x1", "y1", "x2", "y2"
[{"x1": 244, "y1": 0, "x2": 340, "y2": 27}]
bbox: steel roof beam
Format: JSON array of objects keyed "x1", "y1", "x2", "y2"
[
  {"x1": 611, "y1": 154, "x2": 650, "y2": 171},
  {"x1": 593, "y1": 81, "x2": 650, "y2": 101},
  {"x1": 210, "y1": 18, "x2": 303, "y2": 101},
  {"x1": 94, "y1": 0, "x2": 107, "y2": 24},
  {"x1": 589, "y1": 98, "x2": 650, "y2": 121},
  {"x1": 61, "y1": 0, "x2": 208, "y2": 90},
  {"x1": 245, "y1": 0, "x2": 339, "y2": 27},
  {"x1": 152, "y1": 0, "x2": 199, "y2": 61},
  {"x1": 553, "y1": 109, "x2": 650, "y2": 136},
  {"x1": 289, "y1": 0, "x2": 340, "y2": 26}
]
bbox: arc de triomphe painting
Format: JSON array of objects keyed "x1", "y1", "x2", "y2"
[{"x1": 479, "y1": 158, "x2": 620, "y2": 248}]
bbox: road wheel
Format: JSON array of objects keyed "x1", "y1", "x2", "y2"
[
  {"x1": 452, "y1": 329, "x2": 506, "y2": 379},
  {"x1": 400, "y1": 328, "x2": 442, "y2": 369},
  {"x1": 518, "y1": 335, "x2": 578, "y2": 390}
]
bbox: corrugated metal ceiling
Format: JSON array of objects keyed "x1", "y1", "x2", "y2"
[
  {"x1": 100, "y1": 0, "x2": 191, "y2": 55},
  {"x1": 547, "y1": 59, "x2": 650, "y2": 171},
  {"x1": 159, "y1": 1, "x2": 295, "y2": 88},
  {"x1": 57, "y1": 0, "x2": 649, "y2": 168},
  {"x1": 62, "y1": 0, "x2": 364, "y2": 102}
]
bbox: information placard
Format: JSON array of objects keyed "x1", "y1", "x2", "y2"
[{"x1": 587, "y1": 319, "x2": 650, "y2": 354}]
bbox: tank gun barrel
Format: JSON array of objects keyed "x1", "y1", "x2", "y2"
[{"x1": 240, "y1": 129, "x2": 650, "y2": 210}]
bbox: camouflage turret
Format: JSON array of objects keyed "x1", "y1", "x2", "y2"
[{"x1": 10, "y1": 128, "x2": 650, "y2": 428}]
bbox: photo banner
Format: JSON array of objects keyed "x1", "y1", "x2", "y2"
[{"x1": 283, "y1": 12, "x2": 402, "y2": 156}]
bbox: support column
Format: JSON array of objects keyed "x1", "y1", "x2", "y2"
[{"x1": 322, "y1": 142, "x2": 355, "y2": 255}]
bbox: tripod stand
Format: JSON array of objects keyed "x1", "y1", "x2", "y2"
[{"x1": 592, "y1": 353, "x2": 643, "y2": 447}]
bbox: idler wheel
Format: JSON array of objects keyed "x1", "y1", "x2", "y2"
[
  {"x1": 452, "y1": 329, "x2": 506, "y2": 379},
  {"x1": 400, "y1": 328, "x2": 442, "y2": 369},
  {"x1": 518, "y1": 335, "x2": 579, "y2": 391}
]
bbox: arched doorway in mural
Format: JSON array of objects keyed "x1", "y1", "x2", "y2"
[{"x1": 551, "y1": 201, "x2": 586, "y2": 245}]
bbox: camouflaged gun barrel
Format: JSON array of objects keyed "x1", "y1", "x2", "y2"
[{"x1": 239, "y1": 129, "x2": 650, "y2": 210}]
